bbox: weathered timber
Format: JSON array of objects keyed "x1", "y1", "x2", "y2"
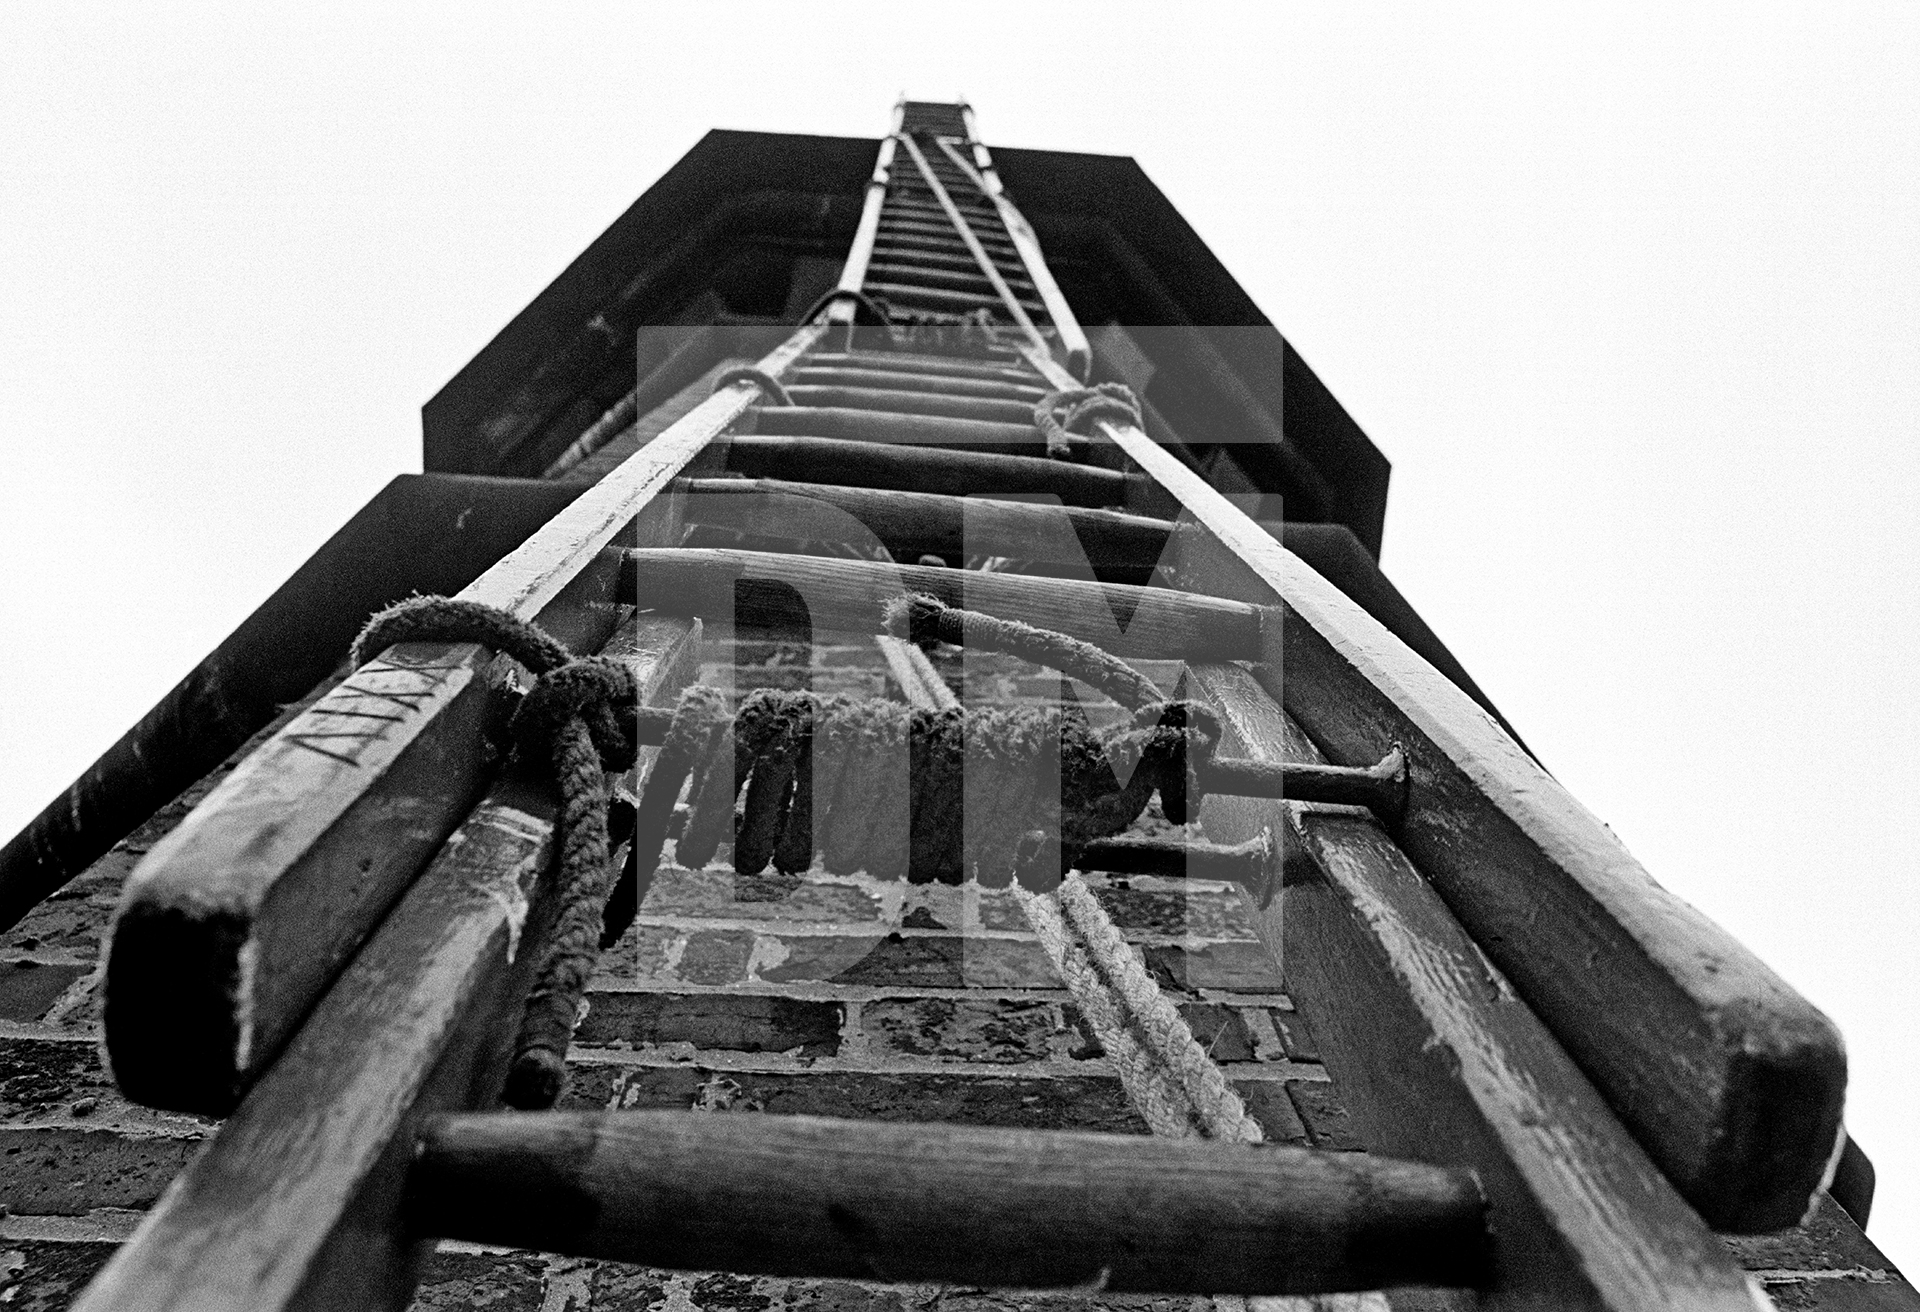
[
  {"x1": 677, "y1": 477, "x2": 1172, "y2": 569},
  {"x1": 618, "y1": 546, "x2": 1261, "y2": 661},
  {"x1": 748, "y1": 405, "x2": 1082, "y2": 456},
  {"x1": 828, "y1": 106, "x2": 899, "y2": 306},
  {"x1": 409, "y1": 1110, "x2": 1489, "y2": 1295},
  {"x1": 1203, "y1": 747, "x2": 1407, "y2": 818},
  {"x1": 0, "y1": 474, "x2": 585, "y2": 935},
  {"x1": 678, "y1": 481, "x2": 1518, "y2": 725},
  {"x1": 779, "y1": 386, "x2": 1038, "y2": 425},
  {"x1": 1189, "y1": 662, "x2": 1765, "y2": 1311},
  {"x1": 103, "y1": 328, "x2": 818, "y2": 1117},
  {"x1": 1074, "y1": 833, "x2": 1271, "y2": 890},
  {"x1": 1034, "y1": 343, "x2": 1848, "y2": 1232},
  {"x1": 723, "y1": 434, "x2": 1136, "y2": 507},
  {"x1": 789, "y1": 364, "x2": 1045, "y2": 400},
  {"x1": 74, "y1": 616, "x2": 701, "y2": 1312},
  {"x1": 800, "y1": 351, "x2": 1038, "y2": 386}
]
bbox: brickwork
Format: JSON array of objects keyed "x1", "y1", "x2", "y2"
[{"x1": 0, "y1": 632, "x2": 1911, "y2": 1309}]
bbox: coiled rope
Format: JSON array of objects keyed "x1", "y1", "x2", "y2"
[
  {"x1": 350, "y1": 591, "x2": 1259, "y2": 1136},
  {"x1": 349, "y1": 597, "x2": 641, "y2": 1110},
  {"x1": 591, "y1": 591, "x2": 1220, "y2": 930},
  {"x1": 1034, "y1": 382, "x2": 1142, "y2": 460}
]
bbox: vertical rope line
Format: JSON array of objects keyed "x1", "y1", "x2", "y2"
[
  {"x1": 1016, "y1": 886, "x2": 1198, "y2": 1139},
  {"x1": 1054, "y1": 873, "x2": 1262, "y2": 1142}
]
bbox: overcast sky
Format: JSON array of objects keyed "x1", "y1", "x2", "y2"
[{"x1": 4, "y1": 2, "x2": 1915, "y2": 1271}]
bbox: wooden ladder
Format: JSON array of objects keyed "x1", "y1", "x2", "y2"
[{"x1": 68, "y1": 99, "x2": 1852, "y2": 1312}]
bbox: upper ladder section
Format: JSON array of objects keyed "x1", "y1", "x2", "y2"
[{"x1": 829, "y1": 99, "x2": 1093, "y2": 378}]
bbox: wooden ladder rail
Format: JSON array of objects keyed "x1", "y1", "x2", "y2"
[
  {"x1": 74, "y1": 103, "x2": 1845, "y2": 1310},
  {"x1": 1014, "y1": 340, "x2": 1847, "y2": 1236},
  {"x1": 932, "y1": 129, "x2": 1091, "y2": 378}
]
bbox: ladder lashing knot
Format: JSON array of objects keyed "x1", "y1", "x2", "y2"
[
  {"x1": 710, "y1": 365, "x2": 793, "y2": 408},
  {"x1": 350, "y1": 595, "x2": 643, "y2": 1114},
  {"x1": 1034, "y1": 382, "x2": 1140, "y2": 459}
]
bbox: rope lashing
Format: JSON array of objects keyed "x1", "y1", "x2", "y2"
[
  {"x1": 607, "y1": 682, "x2": 1217, "y2": 900},
  {"x1": 348, "y1": 592, "x2": 1246, "y2": 1115},
  {"x1": 1013, "y1": 844, "x2": 1261, "y2": 1141},
  {"x1": 1033, "y1": 382, "x2": 1141, "y2": 459},
  {"x1": 709, "y1": 366, "x2": 792, "y2": 407},
  {"x1": 892, "y1": 591, "x2": 1262, "y2": 1142},
  {"x1": 349, "y1": 597, "x2": 642, "y2": 1112}
]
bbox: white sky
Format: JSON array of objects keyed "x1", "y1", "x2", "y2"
[{"x1": 3, "y1": 1, "x2": 1915, "y2": 1271}]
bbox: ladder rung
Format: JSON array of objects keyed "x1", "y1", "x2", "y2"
[
  {"x1": 790, "y1": 365, "x2": 1047, "y2": 401},
  {"x1": 865, "y1": 261, "x2": 1038, "y2": 294},
  {"x1": 408, "y1": 1110, "x2": 1490, "y2": 1296},
  {"x1": 723, "y1": 434, "x2": 1138, "y2": 507},
  {"x1": 677, "y1": 477, "x2": 1172, "y2": 570},
  {"x1": 749, "y1": 405, "x2": 1071, "y2": 454},
  {"x1": 782, "y1": 385, "x2": 1039, "y2": 426},
  {"x1": 869, "y1": 243, "x2": 1013, "y2": 272},
  {"x1": 620, "y1": 547, "x2": 1261, "y2": 661},
  {"x1": 803, "y1": 350, "x2": 1042, "y2": 385}
]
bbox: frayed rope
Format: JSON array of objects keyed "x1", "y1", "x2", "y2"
[
  {"x1": 351, "y1": 596, "x2": 639, "y2": 1112},
  {"x1": 1034, "y1": 382, "x2": 1140, "y2": 459}
]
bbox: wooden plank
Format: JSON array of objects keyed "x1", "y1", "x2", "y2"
[
  {"x1": 1188, "y1": 662, "x2": 1764, "y2": 1311},
  {"x1": 723, "y1": 434, "x2": 1136, "y2": 506},
  {"x1": 74, "y1": 616, "x2": 702, "y2": 1312},
  {"x1": 1027, "y1": 342, "x2": 1847, "y2": 1233},
  {"x1": 678, "y1": 477, "x2": 1172, "y2": 569},
  {"x1": 410, "y1": 1109, "x2": 1488, "y2": 1295},
  {"x1": 619, "y1": 547, "x2": 1261, "y2": 661},
  {"x1": 103, "y1": 326, "x2": 821, "y2": 1117}
]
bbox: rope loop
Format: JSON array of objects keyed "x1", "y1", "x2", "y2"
[
  {"x1": 1034, "y1": 382, "x2": 1141, "y2": 459},
  {"x1": 799, "y1": 287, "x2": 893, "y2": 327},
  {"x1": 350, "y1": 595, "x2": 646, "y2": 1113},
  {"x1": 710, "y1": 365, "x2": 792, "y2": 408},
  {"x1": 350, "y1": 594, "x2": 572, "y2": 676},
  {"x1": 511, "y1": 657, "x2": 640, "y2": 778}
]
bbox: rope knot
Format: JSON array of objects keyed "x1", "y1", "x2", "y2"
[
  {"x1": 1034, "y1": 382, "x2": 1141, "y2": 459},
  {"x1": 1115, "y1": 699, "x2": 1221, "y2": 826},
  {"x1": 511, "y1": 657, "x2": 640, "y2": 775},
  {"x1": 350, "y1": 595, "x2": 645, "y2": 1113},
  {"x1": 881, "y1": 592, "x2": 950, "y2": 645}
]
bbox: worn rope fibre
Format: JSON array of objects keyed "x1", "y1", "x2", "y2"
[
  {"x1": 1033, "y1": 382, "x2": 1142, "y2": 460},
  {"x1": 608, "y1": 593, "x2": 1256, "y2": 1139},
  {"x1": 350, "y1": 596, "x2": 642, "y2": 1111},
  {"x1": 349, "y1": 592, "x2": 1252, "y2": 1133}
]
